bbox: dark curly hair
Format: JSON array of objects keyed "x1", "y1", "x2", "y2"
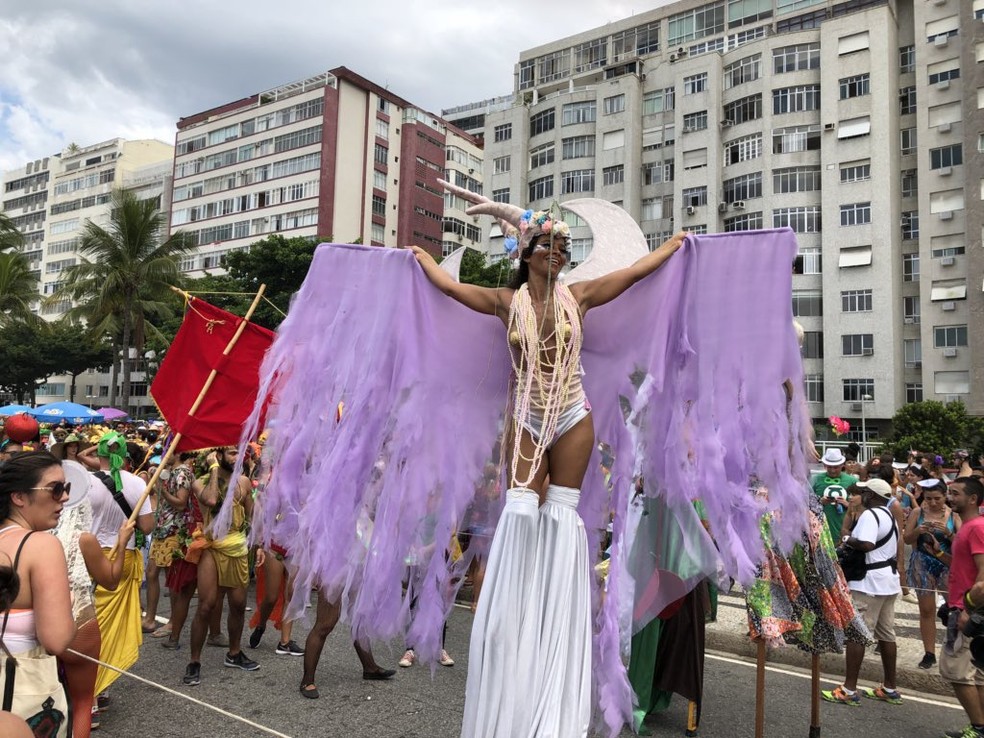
[{"x1": 0, "y1": 451, "x2": 61, "y2": 521}]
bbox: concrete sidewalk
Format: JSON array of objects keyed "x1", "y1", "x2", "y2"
[{"x1": 708, "y1": 588, "x2": 951, "y2": 696}]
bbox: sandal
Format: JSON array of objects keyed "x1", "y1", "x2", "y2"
[
  {"x1": 151, "y1": 624, "x2": 172, "y2": 638},
  {"x1": 300, "y1": 683, "x2": 320, "y2": 699}
]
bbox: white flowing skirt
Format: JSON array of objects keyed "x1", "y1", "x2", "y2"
[
  {"x1": 461, "y1": 488, "x2": 540, "y2": 738},
  {"x1": 524, "y1": 484, "x2": 592, "y2": 738}
]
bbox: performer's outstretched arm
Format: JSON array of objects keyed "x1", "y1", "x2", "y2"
[
  {"x1": 573, "y1": 231, "x2": 687, "y2": 312},
  {"x1": 410, "y1": 246, "x2": 512, "y2": 320}
]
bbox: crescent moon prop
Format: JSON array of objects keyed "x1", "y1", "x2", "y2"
[
  {"x1": 439, "y1": 246, "x2": 466, "y2": 283},
  {"x1": 61, "y1": 459, "x2": 92, "y2": 509},
  {"x1": 561, "y1": 199, "x2": 650, "y2": 284}
]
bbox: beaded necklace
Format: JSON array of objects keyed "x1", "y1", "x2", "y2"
[{"x1": 507, "y1": 281, "x2": 584, "y2": 488}]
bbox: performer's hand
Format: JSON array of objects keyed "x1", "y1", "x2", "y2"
[
  {"x1": 659, "y1": 231, "x2": 687, "y2": 254},
  {"x1": 255, "y1": 548, "x2": 266, "y2": 568},
  {"x1": 118, "y1": 519, "x2": 136, "y2": 545},
  {"x1": 408, "y1": 245, "x2": 435, "y2": 266}
]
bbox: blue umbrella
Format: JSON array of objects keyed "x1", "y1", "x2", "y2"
[
  {"x1": 0, "y1": 404, "x2": 32, "y2": 416},
  {"x1": 29, "y1": 402, "x2": 105, "y2": 425}
]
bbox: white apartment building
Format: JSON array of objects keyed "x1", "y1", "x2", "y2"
[
  {"x1": 477, "y1": 0, "x2": 984, "y2": 435},
  {"x1": 1, "y1": 138, "x2": 174, "y2": 416}
]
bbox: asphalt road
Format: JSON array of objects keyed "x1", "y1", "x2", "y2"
[{"x1": 94, "y1": 590, "x2": 967, "y2": 738}]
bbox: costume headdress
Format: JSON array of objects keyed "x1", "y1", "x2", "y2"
[
  {"x1": 97, "y1": 430, "x2": 126, "y2": 493},
  {"x1": 438, "y1": 180, "x2": 570, "y2": 259}
]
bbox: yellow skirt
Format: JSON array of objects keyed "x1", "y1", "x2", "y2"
[
  {"x1": 213, "y1": 549, "x2": 249, "y2": 590},
  {"x1": 93, "y1": 549, "x2": 144, "y2": 695}
]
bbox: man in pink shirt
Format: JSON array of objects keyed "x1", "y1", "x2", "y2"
[{"x1": 935, "y1": 477, "x2": 984, "y2": 738}]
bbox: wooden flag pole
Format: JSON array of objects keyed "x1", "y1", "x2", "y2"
[{"x1": 121, "y1": 284, "x2": 267, "y2": 528}]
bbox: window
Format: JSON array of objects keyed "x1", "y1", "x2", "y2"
[
  {"x1": 641, "y1": 197, "x2": 665, "y2": 220},
  {"x1": 612, "y1": 21, "x2": 661, "y2": 59},
  {"x1": 493, "y1": 124, "x2": 512, "y2": 142},
  {"x1": 926, "y1": 15, "x2": 959, "y2": 43},
  {"x1": 643, "y1": 160, "x2": 674, "y2": 184},
  {"x1": 682, "y1": 186, "x2": 708, "y2": 207},
  {"x1": 773, "y1": 206, "x2": 821, "y2": 233},
  {"x1": 603, "y1": 130, "x2": 625, "y2": 150},
  {"x1": 930, "y1": 188, "x2": 964, "y2": 214},
  {"x1": 836, "y1": 116, "x2": 871, "y2": 140},
  {"x1": 604, "y1": 94, "x2": 625, "y2": 115},
  {"x1": 799, "y1": 246, "x2": 822, "y2": 274},
  {"x1": 774, "y1": 166, "x2": 821, "y2": 193},
  {"x1": 935, "y1": 371, "x2": 970, "y2": 396},
  {"x1": 723, "y1": 172, "x2": 762, "y2": 202},
  {"x1": 562, "y1": 136, "x2": 595, "y2": 159},
  {"x1": 574, "y1": 38, "x2": 608, "y2": 73},
  {"x1": 562, "y1": 101, "x2": 597, "y2": 126},
  {"x1": 792, "y1": 290, "x2": 823, "y2": 317},
  {"x1": 903, "y1": 296, "x2": 920, "y2": 324},
  {"x1": 842, "y1": 379, "x2": 875, "y2": 402},
  {"x1": 935, "y1": 325, "x2": 968, "y2": 348},
  {"x1": 837, "y1": 32, "x2": 869, "y2": 55},
  {"x1": 839, "y1": 245, "x2": 872, "y2": 267},
  {"x1": 904, "y1": 339, "x2": 922, "y2": 368},
  {"x1": 773, "y1": 43, "x2": 820, "y2": 74},
  {"x1": 493, "y1": 155, "x2": 511, "y2": 174},
  {"x1": 724, "y1": 133, "x2": 762, "y2": 165},
  {"x1": 805, "y1": 374, "x2": 824, "y2": 403},
  {"x1": 899, "y1": 45, "x2": 915, "y2": 73},
  {"x1": 537, "y1": 50, "x2": 570, "y2": 83},
  {"x1": 801, "y1": 331, "x2": 824, "y2": 359},
  {"x1": 901, "y1": 169, "x2": 917, "y2": 198},
  {"x1": 528, "y1": 176, "x2": 554, "y2": 201},
  {"x1": 930, "y1": 144, "x2": 962, "y2": 170},
  {"x1": 492, "y1": 188, "x2": 510, "y2": 203},
  {"x1": 562, "y1": 169, "x2": 594, "y2": 194},
  {"x1": 906, "y1": 384, "x2": 923, "y2": 404},
  {"x1": 683, "y1": 111, "x2": 708, "y2": 131},
  {"x1": 841, "y1": 289, "x2": 872, "y2": 312},
  {"x1": 840, "y1": 202, "x2": 871, "y2": 226},
  {"x1": 931, "y1": 234, "x2": 965, "y2": 258},
  {"x1": 724, "y1": 54, "x2": 761, "y2": 88},
  {"x1": 529, "y1": 144, "x2": 555, "y2": 169},
  {"x1": 839, "y1": 74, "x2": 870, "y2": 99},
  {"x1": 728, "y1": 0, "x2": 772, "y2": 27},
  {"x1": 602, "y1": 165, "x2": 624, "y2": 186},
  {"x1": 371, "y1": 195, "x2": 386, "y2": 217},
  {"x1": 773, "y1": 124, "x2": 821, "y2": 153},
  {"x1": 723, "y1": 212, "x2": 763, "y2": 231},
  {"x1": 667, "y1": 2, "x2": 726, "y2": 46},
  {"x1": 642, "y1": 88, "x2": 675, "y2": 115},
  {"x1": 840, "y1": 161, "x2": 870, "y2": 183},
  {"x1": 900, "y1": 127, "x2": 917, "y2": 155},
  {"x1": 777, "y1": 11, "x2": 826, "y2": 35},
  {"x1": 530, "y1": 109, "x2": 555, "y2": 137},
  {"x1": 901, "y1": 210, "x2": 919, "y2": 240},
  {"x1": 902, "y1": 253, "x2": 919, "y2": 282},
  {"x1": 569, "y1": 238, "x2": 593, "y2": 264},
  {"x1": 723, "y1": 93, "x2": 762, "y2": 124},
  {"x1": 374, "y1": 144, "x2": 388, "y2": 165},
  {"x1": 899, "y1": 86, "x2": 916, "y2": 115},
  {"x1": 773, "y1": 85, "x2": 821, "y2": 115},
  {"x1": 928, "y1": 60, "x2": 960, "y2": 86},
  {"x1": 684, "y1": 73, "x2": 709, "y2": 95},
  {"x1": 842, "y1": 334, "x2": 873, "y2": 356}
]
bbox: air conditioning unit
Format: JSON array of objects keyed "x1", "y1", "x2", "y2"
[
  {"x1": 942, "y1": 301, "x2": 956, "y2": 311},
  {"x1": 718, "y1": 202, "x2": 728, "y2": 213},
  {"x1": 903, "y1": 317, "x2": 915, "y2": 324},
  {"x1": 943, "y1": 347, "x2": 958, "y2": 357},
  {"x1": 733, "y1": 201, "x2": 746, "y2": 210},
  {"x1": 941, "y1": 256, "x2": 956, "y2": 266},
  {"x1": 945, "y1": 394, "x2": 962, "y2": 404},
  {"x1": 824, "y1": 122, "x2": 835, "y2": 131},
  {"x1": 669, "y1": 53, "x2": 679, "y2": 62},
  {"x1": 861, "y1": 348, "x2": 874, "y2": 356},
  {"x1": 939, "y1": 210, "x2": 954, "y2": 220},
  {"x1": 851, "y1": 402, "x2": 863, "y2": 411},
  {"x1": 937, "y1": 79, "x2": 951, "y2": 89},
  {"x1": 686, "y1": 205, "x2": 696, "y2": 215},
  {"x1": 939, "y1": 166, "x2": 952, "y2": 176},
  {"x1": 682, "y1": 126, "x2": 696, "y2": 133},
  {"x1": 938, "y1": 122, "x2": 952, "y2": 133},
  {"x1": 720, "y1": 120, "x2": 734, "y2": 127},
  {"x1": 934, "y1": 35, "x2": 949, "y2": 47}
]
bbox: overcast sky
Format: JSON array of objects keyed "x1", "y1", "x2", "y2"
[{"x1": 0, "y1": 0, "x2": 671, "y2": 174}]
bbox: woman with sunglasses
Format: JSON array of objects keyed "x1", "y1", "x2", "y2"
[{"x1": 0, "y1": 451, "x2": 77, "y2": 732}]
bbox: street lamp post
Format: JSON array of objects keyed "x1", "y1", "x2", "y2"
[{"x1": 860, "y1": 394, "x2": 873, "y2": 462}]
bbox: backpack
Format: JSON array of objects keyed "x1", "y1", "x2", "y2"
[{"x1": 838, "y1": 507, "x2": 897, "y2": 582}]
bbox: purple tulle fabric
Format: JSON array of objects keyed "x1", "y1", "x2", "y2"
[{"x1": 225, "y1": 229, "x2": 810, "y2": 737}]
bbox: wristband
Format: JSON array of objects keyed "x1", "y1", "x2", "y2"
[
  {"x1": 966, "y1": 591, "x2": 976, "y2": 609},
  {"x1": 209, "y1": 463, "x2": 220, "y2": 471}
]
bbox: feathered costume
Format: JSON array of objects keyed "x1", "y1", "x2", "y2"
[{"x1": 224, "y1": 193, "x2": 812, "y2": 734}]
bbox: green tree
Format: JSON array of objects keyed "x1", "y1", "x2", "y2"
[
  {"x1": 457, "y1": 247, "x2": 513, "y2": 288},
  {"x1": 53, "y1": 188, "x2": 195, "y2": 411},
  {"x1": 43, "y1": 320, "x2": 115, "y2": 402},
  {"x1": 0, "y1": 250, "x2": 40, "y2": 325},
  {"x1": 0, "y1": 322, "x2": 58, "y2": 403},
  {"x1": 884, "y1": 400, "x2": 984, "y2": 462},
  {"x1": 0, "y1": 212, "x2": 24, "y2": 251}
]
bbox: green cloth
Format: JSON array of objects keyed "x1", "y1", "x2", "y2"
[
  {"x1": 811, "y1": 472, "x2": 857, "y2": 539},
  {"x1": 97, "y1": 431, "x2": 127, "y2": 500},
  {"x1": 628, "y1": 619, "x2": 671, "y2": 733}
]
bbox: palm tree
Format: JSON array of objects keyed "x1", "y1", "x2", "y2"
[
  {"x1": 0, "y1": 250, "x2": 40, "y2": 325},
  {"x1": 54, "y1": 188, "x2": 196, "y2": 411},
  {"x1": 0, "y1": 212, "x2": 24, "y2": 251}
]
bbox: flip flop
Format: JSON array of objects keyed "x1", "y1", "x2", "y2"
[
  {"x1": 141, "y1": 624, "x2": 157, "y2": 634},
  {"x1": 151, "y1": 625, "x2": 172, "y2": 638}
]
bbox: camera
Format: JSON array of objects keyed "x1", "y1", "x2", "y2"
[{"x1": 962, "y1": 606, "x2": 984, "y2": 669}]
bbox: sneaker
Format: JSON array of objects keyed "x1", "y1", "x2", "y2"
[
  {"x1": 860, "y1": 685, "x2": 902, "y2": 705},
  {"x1": 96, "y1": 692, "x2": 110, "y2": 710},
  {"x1": 90, "y1": 705, "x2": 101, "y2": 731},
  {"x1": 248, "y1": 625, "x2": 265, "y2": 649},
  {"x1": 919, "y1": 652, "x2": 938, "y2": 670},
  {"x1": 821, "y1": 685, "x2": 860, "y2": 706},
  {"x1": 944, "y1": 727, "x2": 984, "y2": 738},
  {"x1": 902, "y1": 591, "x2": 919, "y2": 604},
  {"x1": 874, "y1": 642, "x2": 881, "y2": 655},
  {"x1": 207, "y1": 633, "x2": 229, "y2": 648},
  {"x1": 276, "y1": 640, "x2": 304, "y2": 656},
  {"x1": 439, "y1": 649, "x2": 455, "y2": 667},
  {"x1": 224, "y1": 651, "x2": 260, "y2": 671},
  {"x1": 398, "y1": 649, "x2": 416, "y2": 668},
  {"x1": 182, "y1": 662, "x2": 201, "y2": 686}
]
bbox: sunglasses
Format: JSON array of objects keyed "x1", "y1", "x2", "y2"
[{"x1": 28, "y1": 482, "x2": 71, "y2": 500}]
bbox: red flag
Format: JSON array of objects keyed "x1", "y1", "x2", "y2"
[{"x1": 151, "y1": 298, "x2": 274, "y2": 452}]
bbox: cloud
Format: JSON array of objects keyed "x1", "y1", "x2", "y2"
[{"x1": 0, "y1": 0, "x2": 651, "y2": 174}]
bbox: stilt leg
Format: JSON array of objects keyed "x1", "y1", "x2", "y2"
[
  {"x1": 809, "y1": 653, "x2": 821, "y2": 738},
  {"x1": 685, "y1": 699, "x2": 701, "y2": 736},
  {"x1": 755, "y1": 639, "x2": 766, "y2": 738}
]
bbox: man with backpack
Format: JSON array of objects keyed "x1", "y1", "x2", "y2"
[{"x1": 822, "y1": 477, "x2": 903, "y2": 707}]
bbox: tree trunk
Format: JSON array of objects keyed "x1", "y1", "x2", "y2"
[
  {"x1": 121, "y1": 299, "x2": 134, "y2": 413},
  {"x1": 69, "y1": 373, "x2": 78, "y2": 403},
  {"x1": 109, "y1": 338, "x2": 119, "y2": 407}
]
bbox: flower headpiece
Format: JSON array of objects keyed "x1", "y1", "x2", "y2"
[{"x1": 828, "y1": 416, "x2": 850, "y2": 437}]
